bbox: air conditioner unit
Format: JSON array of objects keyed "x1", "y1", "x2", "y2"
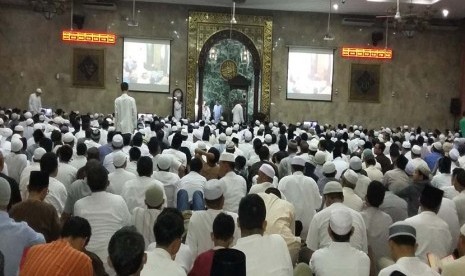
[
  {"x1": 427, "y1": 20, "x2": 459, "y2": 31},
  {"x1": 82, "y1": 1, "x2": 117, "y2": 11},
  {"x1": 342, "y1": 17, "x2": 375, "y2": 27}
]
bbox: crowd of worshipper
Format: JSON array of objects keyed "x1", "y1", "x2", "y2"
[{"x1": 2, "y1": 106, "x2": 465, "y2": 276}]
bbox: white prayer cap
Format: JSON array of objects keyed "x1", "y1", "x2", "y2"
[
  {"x1": 244, "y1": 131, "x2": 252, "y2": 141},
  {"x1": 411, "y1": 145, "x2": 421, "y2": 155},
  {"x1": 12, "y1": 134, "x2": 21, "y2": 140},
  {"x1": 225, "y1": 128, "x2": 233, "y2": 136},
  {"x1": 193, "y1": 129, "x2": 203, "y2": 140},
  {"x1": 108, "y1": 126, "x2": 116, "y2": 132},
  {"x1": 315, "y1": 151, "x2": 327, "y2": 166},
  {"x1": 449, "y1": 149, "x2": 460, "y2": 161},
  {"x1": 204, "y1": 179, "x2": 224, "y2": 200},
  {"x1": 329, "y1": 208, "x2": 353, "y2": 235},
  {"x1": 33, "y1": 147, "x2": 46, "y2": 161},
  {"x1": 171, "y1": 126, "x2": 178, "y2": 132},
  {"x1": 402, "y1": 141, "x2": 411, "y2": 149},
  {"x1": 36, "y1": 88, "x2": 42, "y2": 94},
  {"x1": 0, "y1": 128, "x2": 12, "y2": 138},
  {"x1": 113, "y1": 151, "x2": 127, "y2": 167},
  {"x1": 432, "y1": 142, "x2": 442, "y2": 151},
  {"x1": 385, "y1": 128, "x2": 392, "y2": 134},
  {"x1": 219, "y1": 152, "x2": 235, "y2": 163},
  {"x1": 357, "y1": 140, "x2": 365, "y2": 147},
  {"x1": 145, "y1": 185, "x2": 164, "y2": 207},
  {"x1": 389, "y1": 221, "x2": 416, "y2": 240},
  {"x1": 343, "y1": 169, "x2": 358, "y2": 185},
  {"x1": 460, "y1": 224, "x2": 465, "y2": 236},
  {"x1": 264, "y1": 134, "x2": 272, "y2": 143},
  {"x1": 197, "y1": 142, "x2": 207, "y2": 151},
  {"x1": 0, "y1": 177, "x2": 11, "y2": 207},
  {"x1": 157, "y1": 154, "x2": 172, "y2": 170},
  {"x1": 112, "y1": 134, "x2": 124, "y2": 148},
  {"x1": 181, "y1": 129, "x2": 188, "y2": 137},
  {"x1": 259, "y1": 124, "x2": 265, "y2": 130},
  {"x1": 255, "y1": 120, "x2": 260, "y2": 126},
  {"x1": 323, "y1": 181, "x2": 343, "y2": 195},
  {"x1": 11, "y1": 138, "x2": 23, "y2": 152},
  {"x1": 359, "y1": 133, "x2": 366, "y2": 140},
  {"x1": 416, "y1": 163, "x2": 431, "y2": 179},
  {"x1": 309, "y1": 139, "x2": 319, "y2": 151},
  {"x1": 24, "y1": 112, "x2": 32, "y2": 119},
  {"x1": 26, "y1": 118, "x2": 34, "y2": 126},
  {"x1": 354, "y1": 130, "x2": 360, "y2": 136},
  {"x1": 349, "y1": 156, "x2": 362, "y2": 171},
  {"x1": 291, "y1": 156, "x2": 306, "y2": 167},
  {"x1": 259, "y1": 164, "x2": 275, "y2": 179},
  {"x1": 226, "y1": 141, "x2": 235, "y2": 150},
  {"x1": 219, "y1": 133, "x2": 227, "y2": 142},
  {"x1": 221, "y1": 121, "x2": 227, "y2": 127},
  {"x1": 233, "y1": 124, "x2": 239, "y2": 131},
  {"x1": 0, "y1": 118, "x2": 3, "y2": 125},
  {"x1": 14, "y1": 125, "x2": 24, "y2": 132},
  {"x1": 323, "y1": 161, "x2": 336, "y2": 174},
  {"x1": 63, "y1": 132, "x2": 74, "y2": 143},
  {"x1": 39, "y1": 115, "x2": 45, "y2": 121}
]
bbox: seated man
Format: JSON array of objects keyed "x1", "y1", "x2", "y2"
[
  {"x1": 0, "y1": 178, "x2": 45, "y2": 276},
  {"x1": 141, "y1": 208, "x2": 186, "y2": 276},
  {"x1": 108, "y1": 226, "x2": 146, "y2": 276},
  {"x1": 233, "y1": 194, "x2": 293, "y2": 276},
  {"x1": 176, "y1": 158, "x2": 206, "y2": 212},
  {"x1": 20, "y1": 216, "x2": 93, "y2": 275},
  {"x1": 310, "y1": 208, "x2": 370, "y2": 276},
  {"x1": 189, "y1": 213, "x2": 236, "y2": 276},
  {"x1": 378, "y1": 222, "x2": 440, "y2": 276}
]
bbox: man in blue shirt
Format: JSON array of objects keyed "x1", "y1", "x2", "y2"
[
  {"x1": 424, "y1": 142, "x2": 443, "y2": 172},
  {"x1": 0, "y1": 177, "x2": 44, "y2": 276}
]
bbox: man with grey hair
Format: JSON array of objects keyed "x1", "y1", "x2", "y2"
[{"x1": 0, "y1": 177, "x2": 45, "y2": 276}]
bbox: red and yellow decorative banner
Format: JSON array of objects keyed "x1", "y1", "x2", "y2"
[
  {"x1": 62, "y1": 30, "x2": 116, "y2": 45},
  {"x1": 341, "y1": 47, "x2": 393, "y2": 60}
]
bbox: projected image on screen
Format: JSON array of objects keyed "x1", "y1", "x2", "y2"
[
  {"x1": 287, "y1": 47, "x2": 334, "y2": 101},
  {"x1": 123, "y1": 38, "x2": 170, "y2": 93}
]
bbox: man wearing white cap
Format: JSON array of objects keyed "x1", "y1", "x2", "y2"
[
  {"x1": 152, "y1": 154, "x2": 180, "y2": 208},
  {"x1": 0, "y1": 152, "x2": 22, "y2": 210},
  {"x1": 103, "y1": 134, "x2": 126, "y2": 173},
  {"x1": 107, "y1": 151, "x2": 136, "y2": 195},
  {"x1": 405, "y1": 145, "x2": 429, "y2": 176},
  {"x1": 349, "y1": 156, "x2": 371, "y2": 199},
  {"x1": 0, "y1": 177, "x2": 45, "y2": 276},
  {"x1": 114, "y1": 82, "x2": 137, "y2": 135},
  {"x1": 249, "y1": 164, "x2": 275, "y2": 194},
  {"x1": 28, "y1": 88, "x2": 43, "y2": 115},
  {"x1": 306, "y1": 181, "x2": 368, "y2": 256},
  {"x1": 378, "y1": 222, "x2": 440, "y2": 276},
  {"x1": 341, "y1": 169, "x2": 363, "y2": 212},
  {"x1": 219, "y1": 152, "x2": 247, "y2": 213},
  {"x1": 278, "y1": 156, "x2": 321, "y2": 239},
  {"x1": 213, "y1": 101, "x2": 223, "y2": 124},
  {"x1": 238, "y1": 130, "x2": 253, "y2": 160},
  {"x1": 441, "y1": 224, "x2": 465, "y2": 275},
  {"x1": 310, "y1": 208, "x2": 370, "y2": 276},
  {"x1": 425, "y1": 142, "x2": 443, "y2": 171},
  {"x1": 19, "y1": 147, "x2": 45, "y2": 199},
  {"x1": 5, "y1": 138, "x2": 28, "y2": 184},
  {"x1": 122, "y1": 157, "x2": 166, "y2": 213},
  {"x1": 132, "y1": 185, "x2": 165, "y2": 245},
  {"x1": 332, "y1": 146, "x2": 349, "y2": 180},
  {"x1": 186, "y1": 179, "x2": 240, "y2": 257}
]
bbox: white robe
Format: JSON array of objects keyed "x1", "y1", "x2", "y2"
[
  {"x1": 114, "y1": 93, "x2": 137, "y2": 134},
  {"x1": 213, "y1": 104, "x2": 222, "y2": 123},
  {"x1": 232, "y1": 103, "x2": 244, "y2": 124},
  {"x1": 174, "y1": 101, "x2": 182, "y2": 120},
  {"x1": 28, "y1": 93, "x2": 42, "y2": 114}
]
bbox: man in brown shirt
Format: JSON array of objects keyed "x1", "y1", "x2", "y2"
[{"x1": 9, "y1": 171, "x2": 61, "y2": 242}]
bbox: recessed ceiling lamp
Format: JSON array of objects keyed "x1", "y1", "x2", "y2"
[
  {"x1": 333, "y1": 3, "x2": 339, "y2": 10},
  {"x1": 442, "y1": 9, "x2": 449, "y2": 17}
]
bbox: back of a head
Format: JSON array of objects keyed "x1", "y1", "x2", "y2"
[
  {"x1": 129, "y1": 146, "x2": 141, "y2": 162},
  {"x1": 120, "y1": 82, "x2": 129, "y2": 92},
  {"x1": 132, "y1": 133, "x2": 143, "y2": 147},
  {"x1": 258, "y1": 146, "x2": 270, "y2": 161},
  {"x1": 390, "y1": 143, "x2": 400, "y2": 158},
  {"x1": 366, "y1": 181, "x2": 385, "y2": 208},
  {"x1": 28, "y1": 171, "x2": 50, "y2": 193},
  {"x1": 396, "y1": 155, "x2": 408, "y2": 171},
  {"x1": 58, "y1": 144, "x2": 73, "y2": 162},
  {"x1": 33, "y1": 129, "x2": 44, "y2": 143},
  {"x1": 86, "y1": 162, "x2": 108, "y2": 192},
  {"x1": 210, "y1": 248, "x2": 246, "y2": 276},
  {"x1": 208, "y1": 147, "x2": 220, "y2": 163},
  {"x1": 39, "y1": 138, "x2": 53, "y2": 153},
  {"x1": 235, "y1": 155, "x2": 246, "y2": 170},
  {"x1": 40, "y1": 152, "x2": 58, "y2": 176},
  {"x1": 147, "y1": 137, "x2": 159, "y2": 154},
  {"x1": 87, "y1": 147, "x2": 100, "y2": 161},
  {"x1": 438, "y1": 157, "x2": 451, "y2": 174},
  {"x1": 108, "y1": 226, "x2": 145, "y2": 276},
  {"x1": 213, "y1": 213, "x2": 235, "y2": 241},
  {"x1": 154, "y1": 208, "x2": 185, "y2": 247},
  {"x1": 238, "y1": 194, "x2": 266, "y2": 231},
  {"x1": 76, "y1": 143, "x2": 87, "y2": 156},
  {"x1": 171, "y1": 133, "x2": 183, "y2": 149},
  {"x1": 61, "y1": 216, "x2": 91, "y2": 240},
  {"x1": 265, "y1": 187, "x2": 281, "y2": 199},
  {"x1": 190, "y1": 157, "x2": 203, "y2": 173},
  {"x1": 137, "y1": 156, "x2": 153, "y2": 177}
]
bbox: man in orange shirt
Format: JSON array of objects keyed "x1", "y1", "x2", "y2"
[{"x1": 20, "y1": 216, "x2": 93, "y2": 276}]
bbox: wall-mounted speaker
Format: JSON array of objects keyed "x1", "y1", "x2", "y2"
[
  {"x1": 371, "y1": 32, "x2": 384, "y2": 47},
  {"x1": 450, "y1": 98, "x2": 461, "y2": 116},
  {"x1": 73, "y1": 14, "x2": 85, "y2": 30}
]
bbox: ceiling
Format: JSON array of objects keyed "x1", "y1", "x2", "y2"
[
  {"x1": 1, "y1": 0, "x2": 464, "y2": 19},
  {"x1": 134, "y1": 0, "x2": 465, "y2": 19}
]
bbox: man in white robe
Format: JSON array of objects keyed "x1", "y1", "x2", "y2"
[
  {"x1": 28, "y1": 88, "x2": 42, "y2": 115},
  {"x1": 232, "y1": 102, "x2": 244, "y2": 125},
  {"x1": 114, "y1": 82, "x2": 137, "y2": 134}
]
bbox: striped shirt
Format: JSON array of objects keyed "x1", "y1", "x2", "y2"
[{"x1": 20, "y1": 239, "x2": 93, "y2": 276}]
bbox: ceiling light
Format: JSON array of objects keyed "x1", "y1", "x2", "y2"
[
  {"x1": 333, "y1": 3, "x2": 339, "y2": 10},
  {"x1": 442, "y1": 9, "x2": 449, "y2": 18},
  {"x1": 324, "y1": 33, "x2": 335, "y2": 41}
]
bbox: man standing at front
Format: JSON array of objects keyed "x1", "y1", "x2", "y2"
[
  {"x1": 232, "y1": 101, "x2": 244, "y2": 125},
  {"x1": 115, "y1": 82, "x2": 137, "y2": 134},
  {"x1": 28, "y1": 88, "x2": 42, "y2": 115},
  {"x1": 213, "y1": 101, "x2": 223, "y2": 123}
]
